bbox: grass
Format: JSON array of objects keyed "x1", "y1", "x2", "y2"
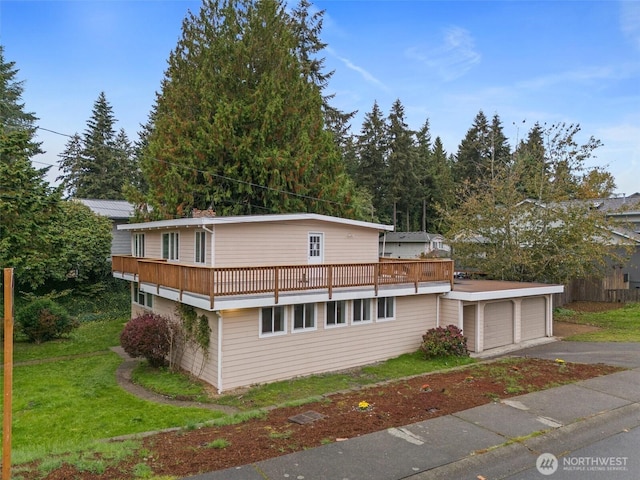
[
  {"x1": 554, "y1": 302, "x2": 640, "y2": 342},
  {"x1": 131, "y1": 362, "x2": 213, "y2": 403}
]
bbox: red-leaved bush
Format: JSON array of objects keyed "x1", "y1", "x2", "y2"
[
  {"x1": 420, "y1": 324, "x2": 469, "y2": 359},
  {"x1": 120, "y1": 313, "x2": 171, "y2": 367}
]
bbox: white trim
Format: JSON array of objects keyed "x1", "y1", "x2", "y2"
[
  {"x1": 444, "y1": 285, "x2": 563, "y2": 302},
  {"x1": 375, "y1": 296, "x2": 396, "y2": 322},
  {"x1": 350, "y1": 298, "x2": 373, "y2": 325},
  {"x1": 194, "y1": 230, "x2": 206, "y2": 264},
  {"x1": 117, "y1": 212, "x2": 394, "y2": 232}
]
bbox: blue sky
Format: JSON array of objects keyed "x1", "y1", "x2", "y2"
[{"x1": 2, "y1": 0, "x2": 639, "y2": 196}]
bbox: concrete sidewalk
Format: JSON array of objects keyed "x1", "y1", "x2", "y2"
[{"x1": 186, "y1": 342, "x2": 640, "y2": 480}]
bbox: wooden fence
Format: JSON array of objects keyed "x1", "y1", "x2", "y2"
[{"x1": 553, "y1": 276, "x2": 640, "y2": 306}]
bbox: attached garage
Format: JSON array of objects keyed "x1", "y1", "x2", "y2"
[
  {"x1": 483, "y1": 301, "x2": 514, "y2": 349},
  {"x1": 441, "y1": 280, "x2": 563, "y2": 355},
  {"x1": 521, "y1": 297, "x2": 547, "y2": 341}
]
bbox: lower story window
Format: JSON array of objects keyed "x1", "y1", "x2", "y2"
[
  {"x1": 352, "y1": 298, "x2": 372, "y2": 323},
  {"x1": 293, "y1": 303, "x2": 316, "y2": 331},
  {"x1": 326, "y1": 300, "x2": 346, "y2": 326},
  {"x1": 133, "y1": 284, "x2": 153, "y2": 308},
  {"x1": 377, "y1": 297, "x2": 395, "y2": 321},
  {"x1": 261, "y1": 306, "x2": 286, "y2": 336}
]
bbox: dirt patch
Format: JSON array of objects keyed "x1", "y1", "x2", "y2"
[
  {"x1": 562, "y1": 301, "x2": 626, "y2": 313},
  {"x1": 24, "y1": 358, "x2": 622, "y2": 480},
  {"x1": 553, "y1": 321, "x2": 602, "y2": 338}
]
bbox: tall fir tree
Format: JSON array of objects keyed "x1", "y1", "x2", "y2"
[
  {"x1": 386, "y1": 99, "x2": 418, "y2": 231},
  {"x1": 57, "y1": 92, "x2": 133, "y2": 199},
  {"x1": 138, "y1": 0, "x2": 356, "y2": 218},
  {"x1": 354, "y1": 101, "x2": 388, "y2": 223}
]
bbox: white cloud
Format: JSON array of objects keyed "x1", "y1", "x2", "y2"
[
  {"x1": 405, "y1": 26, "x2": 481, "y2": 81},
  {"x1": 326, "y1": 47, "x2": 389, "y2": 91},
  {"x1": 517, "y1": 66, "x2": 620, "y2": 90}
]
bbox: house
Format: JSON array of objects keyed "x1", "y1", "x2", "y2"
[
  {"x1": 76, "y1": 199, "x2": 134, "y2": 256},
  {"x1": 380, "y1": 232, "x2": 451, "y2": 259},
  {"x1": 112, "y1": 212, "x2": 562, "y2": 393}
]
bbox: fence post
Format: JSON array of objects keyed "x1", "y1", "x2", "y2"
[{"x1": 3, "y1": 268, "x2": 14, "y2": 480}]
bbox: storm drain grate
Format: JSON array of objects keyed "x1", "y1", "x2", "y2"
[{"x1": 288, "y1": 411, "x2": 326, "y2": 425}]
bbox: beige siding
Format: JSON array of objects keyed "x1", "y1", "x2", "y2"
[
  {"x1": 463, "y1": 305, "x2": 477, "y2": 352},
  {"x1": 439, "y1": 298, "x2": 460, "y2": 328},
  {"x1": 219, "y1": 295, "x2": 437, "y2": 391},
  {"x1": 483, "y1": 301, "x2": 514, "y2": 349},
  {"x1": 139, "y1": 229, "x2": 201, "y2": 265},
  {"x1": 213, "y1": 220, "x2": 380, "y2": 267},
  {"x1": 521, "y1": 297, "x2": 546, "y2": 341}
]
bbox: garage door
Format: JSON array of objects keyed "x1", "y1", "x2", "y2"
[
  {"x1": 521, "y1": 297, "x2": 546, "y2": 341},
  {"x1": 484, "y1": 301, "x2": 514, "y2": 349},
  {"x1": 463, "y1": 305, "x2": 476, "y2": 352}
]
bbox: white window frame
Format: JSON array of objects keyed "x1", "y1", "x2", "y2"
[
  {"x1": 377, "y1": 297, "x2": 395, "y2": 321},
  {"x1": 259, "y1": 306, "x2": 287, "y2": 337},
  {"x1": 352, "y1": 298, "x2": 373, "y2": 325},
  {"x1": 292, "y1": 303, "x2": 316, "y2": 332},
  {"x1": 162, "y1": 232, "x2": 179, "y2": 261},
  {"x1": 132, "y1": 284, "x2": 153, "y2": 308},
  {"x1": 325, "y1": 300, "x2": 346, "y2": 327},
  {"x1": 195, "y1": 230, "x2": 206, "y2": 264},
  {"x1": 308, "y1": 232, "x2": 323, "y2": 264},
  {"x1": 133, "y1": 233, "x2": 145, "y2": 257}
]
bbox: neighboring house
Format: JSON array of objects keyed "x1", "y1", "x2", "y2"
[
  {"x1": 112, "y1": 212, "x2": 562, "y2": 393},
  {"x1": 76, "y1": 199, "x2": 134, "y2": 256},
  {"x1": 380, "y1": 232, "x2": 451, "y2": 259}
]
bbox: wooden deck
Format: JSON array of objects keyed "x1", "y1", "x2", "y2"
[{"x1": 112, "y1": 256, "x2": 454, "y2": 308}]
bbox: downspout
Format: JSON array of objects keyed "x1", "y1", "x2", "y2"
[
  {"x1": 217, "y1": 312, "x2": 223, "y2": 394},
  {"x1": 381, "y1": 232, "x2": 387, "y2": 257}
]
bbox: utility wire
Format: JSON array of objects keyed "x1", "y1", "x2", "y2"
[{"x1": 34, "y1": 125, "x2": 351, "y2": 209}]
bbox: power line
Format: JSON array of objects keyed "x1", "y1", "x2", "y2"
[{"x1": 34, "y1": 125, "x2": 352, "y2": 209}]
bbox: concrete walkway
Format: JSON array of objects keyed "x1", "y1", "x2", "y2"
[{"x1": 184, "y1": 341, "x2": 640, "y2": 480}]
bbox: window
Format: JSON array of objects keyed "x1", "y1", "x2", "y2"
[
  {"x1": 352, "y1": 299, "x2": 372, "y2": 324},
  {"x1": 162, "y1": 232, "x2": 179, "y2": 260},
  {"x1": 377, "y1": 297, "x2": 395, "y2": 321},
  {"x1": 308, "y1": 232, "x2": 323, "y2": 264},
  {"x1": 293, "y1": 303, "x2": 316, "y2": 331},
  {"x1": 133, "y1": 233, "x2": 145, "y2": 257},
  {"x1": 260, "y1": 306, "x2": 286, "y2": 336},
  {"x1": 132, "y1": 284, "x2": 153, "y2": 308},
  {"x1": 326, "y1": 300, "x2": 346, "y2": 327},
  {"x1": 195, "y1": 231, "x2": 206, "y2": 264}
]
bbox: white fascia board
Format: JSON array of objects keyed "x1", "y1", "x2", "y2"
[
  {"x1": 443, "y1": 284, "x2": 564, "y2": 302},
  {"x1": 139, "y1": 282, "x2": 451, "y2": 312},
  {"x1": 118, "y1": 213, "x2": 394, "y2": 232}
]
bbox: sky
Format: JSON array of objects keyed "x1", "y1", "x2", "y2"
[{"x1": 2, "y1": 0, "x2": 639, "y2": 196}]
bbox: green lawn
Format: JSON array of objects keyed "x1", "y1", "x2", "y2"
[{"x1": 555, "y1": 302, "x2": 640, "y2": 342}]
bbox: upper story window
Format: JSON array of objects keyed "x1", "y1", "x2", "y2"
[
  {"x1": 352, "y1": 298, "x2": 372, "y2": 324},
  {"x1": 293, "y1": 303, "x2": 316, "y2": 331},
  {"x1": 326, "y1": 300, "x2": 346, "y2": 327},
  {"x1": 377, "y1": 297, "x2": 395, "y2": 321},
  {"x1": 133, "y1": 233, "x2": 145, "y2": 257},
  {"x1": 260, "y1": 306, "x2": 286, "y2": 337},
  {"x1": 162, "y1": 232, "x2": 179, "y2": 261},
  {"x1": 195, "y1": 231, "x2": 206, "y2": 264}
]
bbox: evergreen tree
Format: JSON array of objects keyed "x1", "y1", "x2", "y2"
[
  {"x1": 57, "y1": 92, "x2": 132, "y2": 199},
  {"x1": 138, "y1": 0, "x2": 356, "y2": 218},
  {"x1": 453, "y1": 110, "x2": 490, "y2": 186},
  {"x1": 386, "y1": 99, "x2": 418, "y2": 231},
  {"x1": 354, "y1": 101, "x2": 388, "y2": 223},
  {"x1": 428, "y1": 136, "x2": 455, "y2": 232},
  {"x1": 415, "y1": 119, "x2": 434, "y2": 231}
]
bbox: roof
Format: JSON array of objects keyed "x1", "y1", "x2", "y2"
[
  {"x1": 75, "y1": 199, "x2": 134, "y2": 219},
  {"x1": 444, "y1": 279, "x2": 564, "y2": 301},
  {"x1": 382, "y1": 232, "x2": 443, "y2": 243},
  {"x1": 117, "y1": 213, "x2": 395, "y2": 232}
]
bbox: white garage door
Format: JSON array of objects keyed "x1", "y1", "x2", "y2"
[
  {"x1": 484, "y1": 301, "x2": 514, "y2": 349},
  {"x1": 521, "y1": 297, "x2": 546, "y2": 341}
]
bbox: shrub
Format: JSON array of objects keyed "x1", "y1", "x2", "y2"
[
  {"x1": 120, "y1": 313, "x2": 171, "y2": 367},
  {"x1": 16, "y1": 298, "x2": 76, "y2": 343},
  {"x1": 420, "y1": 324, "x2": 469, "y2": 359}
]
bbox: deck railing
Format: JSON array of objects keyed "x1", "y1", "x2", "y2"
[{"x1": 112, "y1": 256, "x2": 454, "y2": 308}]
